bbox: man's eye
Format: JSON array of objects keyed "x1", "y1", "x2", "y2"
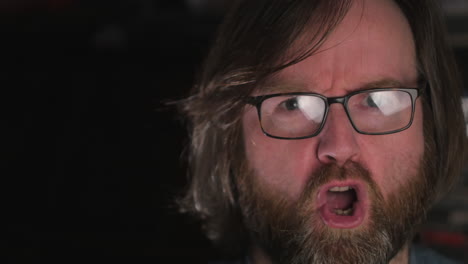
[
  {"x1": 281, "y1": 98, "x2": 299, "y2": 111},
  {"x1": 365, "y1": 95, "x2": 379, "y2": 108}
]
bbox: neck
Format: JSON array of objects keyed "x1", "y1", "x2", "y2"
[{"x1": 248, "y1": 243, "x2": 410, "y2": 264}]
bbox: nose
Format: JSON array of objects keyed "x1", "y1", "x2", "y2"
[{"x1": 316, "y1": 105, "x2": 360, "y2": 166}]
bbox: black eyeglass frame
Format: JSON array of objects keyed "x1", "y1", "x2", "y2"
[{"x1": 245, "y1": 86, "x2": 425, "y2": 140}]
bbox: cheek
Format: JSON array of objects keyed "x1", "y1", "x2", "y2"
[
  {"x1": 363, "y1": 102, "x2": 424, "y2": 199},
  {"x1": 242, "y1": 108, "x2": 317, "y2": 199}
]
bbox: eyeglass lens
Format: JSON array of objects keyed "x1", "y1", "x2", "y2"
[{"x1": 259, "y1": 90, "x2": 413, "y2": 138}]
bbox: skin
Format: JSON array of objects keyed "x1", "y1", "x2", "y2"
[{"x1": 241, "y1": 0, "x2": 424, "y2": 263}]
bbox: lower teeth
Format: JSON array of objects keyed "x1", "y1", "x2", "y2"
[{"x1": 334, "y1": 208, "x2": 353, "y2": 216}]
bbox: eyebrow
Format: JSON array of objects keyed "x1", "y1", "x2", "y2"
[
  {"x1": 258, "y1": 78, "x2": 406, "y2": 94},
  {"x1": 361, "y1": 79, "x2": 405, "y2": 89},
  {"x1": 259, "y1": 84, "x2": 305, "y2": 94}
]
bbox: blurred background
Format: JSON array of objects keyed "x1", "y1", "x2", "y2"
[{"x1": 3, "y1": 0, "x2": 468, "y2": 263}]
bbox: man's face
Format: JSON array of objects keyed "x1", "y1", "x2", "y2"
[{"x1": 239, "y1": 0, "x2": 431, "y2": 263}]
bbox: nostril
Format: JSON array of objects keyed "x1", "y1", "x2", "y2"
[
  {"x1": 325, "y1": 154, "x2": 337, "y2": 162},
  {"x1": 317, "y1": 141, "x2": 358, "y2": 166}
]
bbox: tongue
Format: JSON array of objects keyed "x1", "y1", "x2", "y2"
[{"x1": 326, "y1": 191, "x2": 355, "y2": 210}]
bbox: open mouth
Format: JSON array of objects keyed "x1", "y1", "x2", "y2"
[
  {"x1": 316, "y1": 181, "x2": 368, "y2": 229},
  {"x1": 328, "y1": 186, "x2": 357, "y2": 215}
]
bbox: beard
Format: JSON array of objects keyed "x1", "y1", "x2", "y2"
[{"x1": 235, "y1": 153, "x2": 435, "y2": 264}]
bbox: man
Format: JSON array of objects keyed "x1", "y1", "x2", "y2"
[{"x1": 179, "y1": 0, "x2": 466, "y2": 263}]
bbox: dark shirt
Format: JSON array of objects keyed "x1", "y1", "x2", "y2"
[{"x1": 410, "y1": 244, "x2": 460, "y2": 264}]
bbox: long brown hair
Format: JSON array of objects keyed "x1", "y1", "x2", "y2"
[{"x1": 179, "y1": 0, "x2": 466, "y2": 254}]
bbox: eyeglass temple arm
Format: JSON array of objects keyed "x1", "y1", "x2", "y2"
[
  {"x1": 245, "y1": 96, "x2": 262, "y2": 106},
  {"x1": 417, "y1": 78, "x2": 428, "y2": 96}
]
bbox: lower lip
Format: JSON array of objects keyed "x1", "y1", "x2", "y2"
[{"x1": 316, "y1": 182, "x2": 368, "y2": 229}]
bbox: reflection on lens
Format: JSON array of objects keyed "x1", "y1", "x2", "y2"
[
  {"x1": 368, "y1": 91, "x2": 411, "y2": 116},
  {"x1": 349, "y1": 90, "x2": 413, "y2": 133},
  {"x1": 297, "y1": 96, "x2": 325, "y2": 123},
  {"x1": 261, "y1": 95, "x2": 325, "y2": 138}
]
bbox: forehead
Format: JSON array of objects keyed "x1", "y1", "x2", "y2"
[{"x1": 263, "y1": 0, "x2": 418, "y2": 94}]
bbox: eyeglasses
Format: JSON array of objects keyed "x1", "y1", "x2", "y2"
[{"x1": 246, "y1": 87, "x2": 423, "y2": 140}]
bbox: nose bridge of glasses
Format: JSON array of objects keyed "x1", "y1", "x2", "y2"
[
  {"x1": 327, "y1": 96, "x2": 346, "y2": 106},
  {"x1": 326, "y1": 96, "x2": 348, "y2": 114},
  {"x1": 323, "y1": 96, "x2": 354, "y2": 129}
]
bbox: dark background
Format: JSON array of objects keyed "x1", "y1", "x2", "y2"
[
  {"x1": 4, "y1": 1, "x2": 224, "y2": 263},
  {"x1": 3, "y1": 0, "x2": 468, "y2": 263}
]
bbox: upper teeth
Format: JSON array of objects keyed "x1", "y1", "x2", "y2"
[{"x1": 329, "y1": 186, "x2": 352, "y2": 192}]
